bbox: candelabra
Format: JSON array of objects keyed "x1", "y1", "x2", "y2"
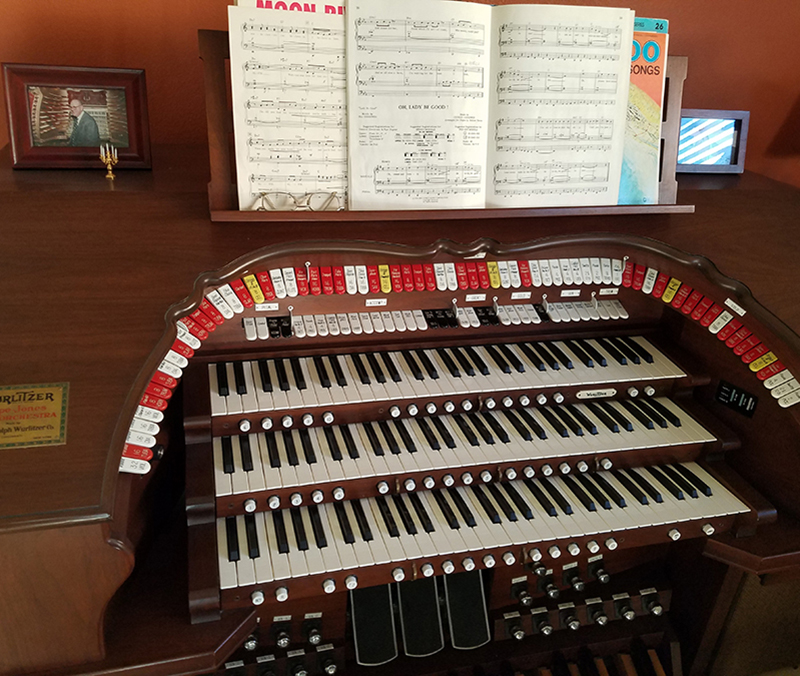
[{"x1": 99, "y1": 143, "x2": 118, "y2": 180}]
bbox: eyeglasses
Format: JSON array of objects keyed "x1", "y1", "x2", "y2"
[{"x1": 255, "y1": 191, "x2": 345, "y2": 212}]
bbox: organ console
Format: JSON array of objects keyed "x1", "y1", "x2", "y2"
[{"x1": 114, "y1": 233, "x2": 795, "y2": 676}]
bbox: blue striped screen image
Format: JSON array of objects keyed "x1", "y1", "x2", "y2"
[{"x1": 678, "y1": 117, "x2": 738, "y2": 165}]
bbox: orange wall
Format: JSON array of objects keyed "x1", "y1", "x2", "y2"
[{"x1": 2, "y1": 0, "x2": 800, "y2": 187}]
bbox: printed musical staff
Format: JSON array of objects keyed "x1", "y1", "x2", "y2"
[
  {"x1": 495, "y1": 116, "x2": 614, "y2": 153},
  {"x1": 493, "y1": 160, "x2": 610, "y2": 192},
  {"x1": 356, "y1": 62, "x2": 485, "y2": 97},
  {"x1": 374, "y1": 164, "x2": 482, "y2": 192},
  {"x1": 241, "y1": 21, "x2": 345, "y2": 55},
  {"x1": 355, "y1": 18, "x2": 486, "y2": 56},
  {"x1": 498, "y1": 22, "x2": 623, "y2": 51}
]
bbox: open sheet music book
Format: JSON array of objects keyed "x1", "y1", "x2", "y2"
[{"x1": 229, "y1": 1, "x2": 635, "y2": 211}]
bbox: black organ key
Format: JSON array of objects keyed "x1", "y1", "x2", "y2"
[
  {"x1": 576, "y1": 474, "x2": 612, "y2": 510},
  {"x1": 485, "y1": 345, "x2": 511, "y2": 374},
  {"x1": 433, "y1": 490, "x2": 460, "y2": 529},
  {"x1": 288, "y1": 357, "x2": 305, "y2": 390},
  {"x1": 239, "y1": 435, "x2": 254, "y2": 472},
  {"x1": 393, "y1": 419, "x2": 417, "y2": 453},
  {"x1": 534, "y1": 342, "x2": 560, "y2": 371},
  {"x1": 452, "y1": 414, "x2": 480, "y2": 446},
  {"x1": 562, "y1": 475, "x2": 596, "y2": 511},
  {"x1": 272, "y1": 511, "x2": 290, "y2": 553},
  {"x1": 625, "y1": 468, "x2": 663, "y2": 503},
  {"x1": 380, "y1": 352, "x2": 402, "y2": 383},
  {"x1": 351, "y1": 584, "x2": 398, "y2": 667},
  {"x1": 397, "y1": 577, "x2": 445, "y2": 658},
  {"x1": 436, "y1": 348, "x2": 461, "y2": 378},
  {"x1": 414, "y1": 418, "x2": 441, "y2": 451},
  {"x1": 660, "y1": 464, "x2": 698, "y2": 498},
  {"x1": 446, "y1": 488, "x2": 477, "y2": 527},
  {"x1": 620, "y1": 400, "x2": 655, "y2": 429},
  {"x1": 244, "y1": 513, "x2": 260, "y2": 558},
  {"x1": 225, "y1": 516, "x2": 240, "y2": 562},
  {"x1": 501, "y1": 482, "x2": 534, "y2": 519},
  {"x1": 595, "y1": 337, "x2": 627, "y2": 365},
  {"x1": 257, "y1": 358, "x2": 273, "y2": 392},
  {"x1": 274, "y1": 358, "x2": 290, "y2": 391},
  {"x1": 566, "y1": 404, "x2": 598, "y2": 435},
  {"x1": 282, "y1": 430, "x2": 299, "y2": 466},
  {"x1": 620, "y1": 335, "x2": 654, "y2": 363},
  {"x1": 539, "y1": 407, "x2": 569, "y2": 438},
  {"x1": 415, "y1": 349, "x2": 439, "y2": 379},
  {"x1": 466, "y1": 413, "x2": 495, "y2": 445},
  {"x1": 221, "y1": 436, "x2": 235, "y2": 474},
  {"x1": 443, "y1": 571, "x2": 491, "y2": 650},
  {"x1": 646, "y1": 466, "x2": 685, "y2": 500},
  {"x1": 544, "y1": 341, "x2": 574, "y2": 369},
  {"x1": 577, "y1": 647, "x2": 603, "y2": 676},
  {"x1": 518, "y1": 342, "x2": 546, "y2": 371},
  {"x1": 312, "y1": 356, "x2": 330, "y2": 388},
  {"x1": 408, "y1": 492, "x2": 435, "y2": 532},
  {"x1": 290, "y1": 507, "x2": 309, "y2": 550},
  {"x1": 647, "y1": 398, "x2": 682, "y2": 427},
  {"x1": 232, "y1": 361, "x2": 247, "y2": 395},
  {"x1": 363, "y1": 422, "x2": 385, "y2": 456},
  {"x1": 598, "y1": 401, "x2": 634, "y2": 431},
  {"x1": 402, "y1": 350, "x2": 424, "y2": 380},
  {"x1": 524, "y1": 478, "x2": 558, "y2": 517},
  {"x1": 591, "y1": 473, "x2": 627, "y2": 508},
  {"x1": 328, "y1": 355, "x2": 348, "y2": 387},
  {"x1": 631, "y1": 637, "x2": 658, "y2": 676},
  {"x1": 463, "y1": 345, "x2": 490, "y2": 376},
  {"x1": 502, "y1": 409, "x2": 533, "y2": 441},
  {"x1": 366, "y1": 353, "x2": 386, "y2": 383},
  {"x1": 299, "y1": 428, "x2": 317, "y2": 464},
  {"x1": 392, "y1": 495, "x2": 418, "y2": 535},
  {"x1": 431, "y1": 417, "x2": 456, "y2": 448},
  {"x1": 564, "y1": 339, "x2": 594, "y2": 368},
  {"x1": 585, "y1": 401, "x2": 619, "y2": 433},
  {"x1": 308, "y1": 504, "x2": 328, "y2": 548},
  {"x1": 498, "y1": 343, "x2": 525, "y2": 373},
  {"x1": 375, "y1": 496, "x2": 400, "y2": 537},
  {"x1": 612, "y1": 469, "x2": 649, "y2": 505},
  {"x1": 340, "y1": 425, "x2": 360, "y2": 459},
  {"x1": 672, "y1": 463, "x2": 712, "y2": 496},
  {"x1": 323, "y1": 426, "x2": 343, "y2": 461},
  {"x1": 486, "y1": 483, "x2": 517, "y2": 521},
  {"x1": 450, "y1": 347, "x2": 476, "y2": 377},
  {"x1": 333, "y1": 501, "x2": 355, "y2": 544},
  {"x1": 552, "y1": 406, "x2": 584, "y2": 436},
  {"x1": 581, "y1": 340, "x2": 608, "y2": 367},
  {"x1": 539, "y1": 477, "x2": 574, "y2": 515},
  {"x1": 378, "y1": 421, "x2": 401, "y2": 455},
  {"x1": 481, "y1": 411, "x2": 510, "y2": 443},
  {"x1": 264, "y1": 432, "x2": 281, "y2": 468},
  {"x1": 351, "y1": 353, "x2": 371, "y2": 385},
  {"x1": 350, "y1": 500, "x2": 374, "y2": 541},
  {"x1": 216, "y1": 362, "x2": 230, "y2": 397},
  {"x1": 609, "y1": 335, "x2": 641, "y2": 364},
  {"x1": 517, "y1": 408, "x2": 548, "y2": 440},
  {"x1": 470, "y1": 485, "x2": 501, "y2": 523},
  {"x1": 631, "y1": 398, "x2": 668, "y2": 428}
]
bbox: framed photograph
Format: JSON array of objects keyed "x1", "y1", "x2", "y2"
[
  {"x1": 2, "y1": 64, "x2": 151, "y2": 169},
  {"x1": 676, "y1": 109, "x2": 750, "y2": 174}
]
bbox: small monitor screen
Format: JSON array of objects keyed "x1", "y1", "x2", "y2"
[{"x1": 677, "y1": 117, "x2": 739, "y2": 166}]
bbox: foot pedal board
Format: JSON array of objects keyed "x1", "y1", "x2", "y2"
[
  {"x1": 397, "y1": 577, "x2": 445, "y2": 657},
  {"x1": 350, "y1": 584, "x2": 398, "y2": 666},
  {"x1": 443, "y1": 570, "x2": 491, "y2": 650}
]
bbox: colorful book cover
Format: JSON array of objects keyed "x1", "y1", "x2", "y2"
[{"x1": 619, "y1": 18, "x2": 669, "y2": 205}]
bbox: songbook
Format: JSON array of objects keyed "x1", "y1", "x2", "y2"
[
  {"x1": 347, "y1": 0, "x2": 635, "y2": 210},
  {"x1": 618, "y1": 17, "x2": 669, "y2": 205}
]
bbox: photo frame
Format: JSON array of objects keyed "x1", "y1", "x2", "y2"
[
  {"x1": 676, "y1": 109, "x2": 750, "y2": 174},
  {"x1": 2, "y1": 64, "x2": 151, "y2": 169}
]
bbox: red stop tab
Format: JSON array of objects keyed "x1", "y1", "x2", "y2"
[
  {"x1": 123, "y1": 443, "x2": 154, "y2": 461},
  {"x1": 198, "y1": 300, "x2": 223, "y2": 326},
  {"x1": 320, "y1": 267, "x2": 335, "y2": 295},
  {"x1": 700, "y1": 303, "x2": 723, "y2": 327},
  {"x1": 632, "y1": 264, "x2": 646, "y2": 291},
  {"x1": 179, "y1": 317, "x2": 208, "y2": 341},
  {"x1": 170, "y1": 340, "x2": 194, "y2": 359},
  {"x1": 295, "y1": 267, "x2": 309, "y2": 296},
  {"x1": 390, "y1": 265, "x2": 403, "y2": 292},
  {"x1": 652, "y1": 272, "x2": 670, "y2": 298},
  {"x1": 455, "y1": 262, "x2": 469, "y2": 289},
  {"x1": 691, "y1": 297, "x2": 714, "y2": 321},
  {"x1": 332, "y1": 266, "x2": 346, "y2": 294},
  {"x1": 401, "y1": 264, "x2": 415, "y2": 292},
  {"x1": 717, "y1": 318, "x2": 742, "y2": 341},
  {"x1": 423, "y1": 263, "x2": 437, "y2": 291},
  {"x1": 465, "y1": 262, "x2": 479, "y2": 289},
  {"x1": 140, "y1": 393, "x2": 168, "y2": 411},
  {"x1": 681, "y1": 290, "x2": 704, "y2": 315},
  {"x1": 190, "y1": 308, "x2": 216, "y2": 332},
  {"x1": 518, "y1": 261, "x2": 532, "y2": 287},
  {"x1": 412, "y1": 264, "x2": 425, "y2": 291},
  {"x1": 151, "y1": 371, "x2": 178, "y2": 389},
  {"x1": 256, "y1": 271, "x2": 276, "y2": 301},
  {"x1": 476, "y1": 262, "x2": 491, "y2": 288},
  {"x1": 733, "y1": 334, "x2": 761, "y2": 356},
  {"x1": 757, "y1": 361, "x2": 786, "y2": 380},
  {"x1": 742, "y1": 343, "x2": 768, "y2": 364},
  {"x1": 622, "y1": 259, "x2": 635, "y2": 288},
  {"x1": 230, "y1": 278, "x2": 254, "y2": 308},
  {"x1": 726, "y1": 326, "x2": 752, "y2": 348},
  {"x1": 145, "y1": 382, "x2": 173, "y2": 399},
  {"x1": 367, "y1": 266, "x2": 381, "y2": 293},
  {"x1": 671, "y1": 285, "x2": 692, "y2": 309}
]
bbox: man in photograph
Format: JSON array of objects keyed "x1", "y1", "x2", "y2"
[{"x1": 68, "y1": 98, "x2": 100, "y2": 146}]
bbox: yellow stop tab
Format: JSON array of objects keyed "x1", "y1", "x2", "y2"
[
  {"x1": 750, "y1": 352, "x2": 778, "y2": 372},
  {"x1": 662, "y1": 278, "x2": 682, "y2": 304},
  {"x1": 487, "y1": 261, "x2": 501, "y2": 289},
  {"x1": 378, "y1": 265, "x2": 392, "y2": 294},
  {"x1": 243, "y1": 274, "x2": 265, "y2": 304}
]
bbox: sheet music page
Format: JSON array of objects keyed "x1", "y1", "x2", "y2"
[
  {"x1": 346, "y1": 0, "x2": 493, "y2": 210},
  {"x1": 487, "y1": 4, "x2": 634, "y2": 208},
  {"x1": 228, "y1": 5, "x2": 347, "y2": 211}
]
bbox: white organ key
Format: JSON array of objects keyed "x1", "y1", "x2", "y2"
[
  {"x1": 348, "y1": 312, "x2": 363, "y2": 334},
  {"x1": 590, "y1": 258, "x2": 603, "y2": 285},
  {"x1": 282, "y1": 268, "x2": 299, "y2": 297},
  {"x1": 402, "y1": 309, "x2": 417, "y2": 331},
  {"x1": 213, "y1": 437, "x2": 232, "y2": 496},
  {"x1": 353, "y1": 499, "x2": 391, "y2": 565},
  {"x1": 508, "y1": 260, "x2": 522, "y2": 288},
  {"x1": 601, "y1": 258, "x2": 613, "y2": 285},
  {"x1": 340, "y1": 502, "x2": 374, "y2": 566},
  {"x1": 312, "y1": 427, "x2": 346, "y2": 483},
  {"x1": 356, "y1": 265, "x2": 370, "y2": 294},
  {"x1": 441, "y1": 490, "x2": 483, "y2": 550},
  {"x1": 245, "y1": 433, "x2": 267, "y2": 492},
  {"x1": 344, "y1": 266, "x2": 358, "y2": 295},
  {"x1": 369, "y1": 498, "x2": 410, "y2": 562},
  {"x1": 309, "y1": 504, "x2": 342, "y2": 572},
  {"x1": 274, "y1": 431, "x2": 299, "y2": 488},
  {"x1": 413, "y1": 309, "x2": 428, "y2": 330},
  {"x1": 391, "y1": 310, "x2": 407, "y2": 332},
  {"x1": 579, "y1": 258, "x2": 593, "y2": 285},
  {"x1": 315, "y1": 315, "x2": 329, "y2": 337},
  {"x1": 253, "y1": 512, "x2": 274, "y2": 583},
  {"x1": 459, "y1": 487, "x2": 508, "y2": 549},
  {"x1": 223, "y1": 363, "x2": 244, "y2": 414},
  {"x1": 217, "y1": 518, "x2": 239, "y2": 589},
  {"x1": 344, "y1": 356, "x2": 375, "y2": 402},
  {"x1": 207, "y1": 289, "x2": 235, "y2": 319},
  {"x1": 266, "y1": 360, "x2": 289, "y2": 409},
  {"x1": 540, "y1": 260, "x2": 553, "y2": 286},
  {"x1": 289, "y1": 430, "x2": 316, "y2": 486},
  {"x1": 444, "y1": 263, "x2": 459, "y2": 291},
  {"x1": 257, "y1": 433, "x2": 283, "y2": 490},
  {"x1": 326, "y1": 314, "x2": 341, "y2": 336},
  {"x1": 302, "y1": 315, "x2": 316, "y2": 338},
  {"x1": 299, "y1": 509, "x2": 327, "y2": 576},
  {"x1": 264, "y1": 511, "x2": 292, "y2": 580},
  {"x1": 642, "y1": 268, "x2": 658, "y2": 295},
  {"x1": 434, "y1": 263, "x2": 448, "y2": 291},
  {"x1": 549, "y1": 259, "x2": 563, "y2": 286},
  {"x1": 419, "y1": 491, "x2": 468, "y2": 554},
  {"x1": 528, "y1": 260, "x2": 543, "y2": 287},
  {"x1": 283, "y1": 510, "x2": 309, "y2": 577},
  {"x1": 384, "y1": 496, "x2": 424, "y2": 559},
  {"x1": 559, "y1": 259, "x2": 573, "y2": 285},
  {"x1": 497, "y1": 261, "x2": 512, "y2": 289},
  {"x1": 243, "y1": 317, "x2": 257, "y2": 341},
  {"x1": 321, "y1": 503, "x2": 360, "y2": 570},
  {"x1": 336, "y1": 313, "x2": 352, "y2": 336},
  {"x1": 250, "y1": 361, "x2": 274, "y2": 412},
  {"x1": 360, "y1": 312, "x2": 375, "y2": 334},
  {"x1": 269, "y1": 269, "x2": 287, "y2": 299},
  {"x1": 239, "y1": 364, "x2": 259, "y2": 413},
  {"x1": 235, "y1": 516, "x2": 257, "y2": 586},
  {"x1": 354, "y1": 423, "x2": 391, "y2": 477},
  {"x1": 230, "y1": 436, "x2": 250, "y2": 494}
]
